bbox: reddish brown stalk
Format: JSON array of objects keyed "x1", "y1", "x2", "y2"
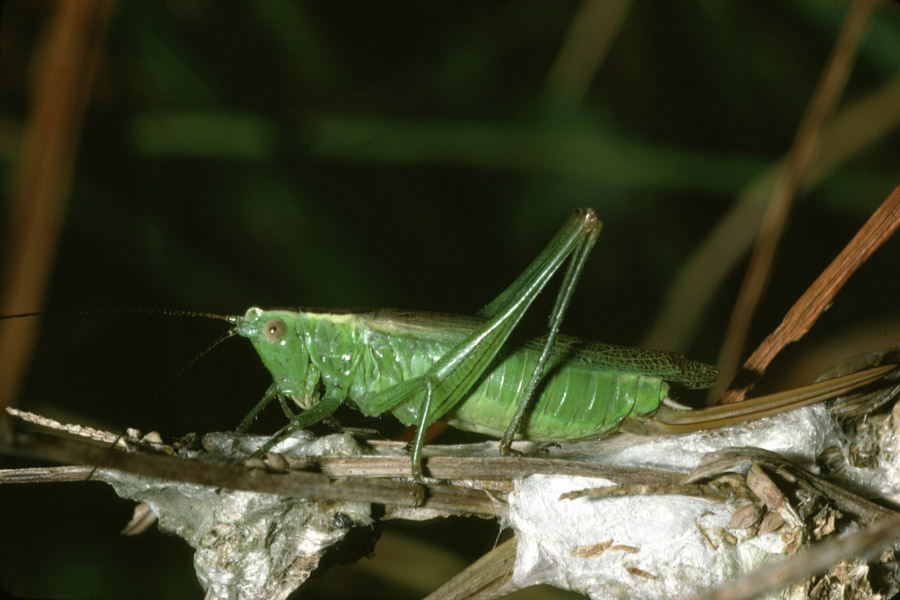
[
  {"x1": 715, "y1": 0, "x2": 877, "y2": 397},
  {"x1": 720, "y1": 184, "x2": 900, "y2": 405},
  {"x1": 0, "y1": 1, "x2": 114, "y2": 412}
]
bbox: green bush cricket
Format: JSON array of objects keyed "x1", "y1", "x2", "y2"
[{"x1": 229, "y1": 209, "x2": 892, "y2": 482}]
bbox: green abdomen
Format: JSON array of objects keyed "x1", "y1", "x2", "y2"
[
  {"x1": 353, "y1": 328, "x2": 669, "y2": 442},
  {"x1": 445, "y1": 349, "x2": 668, "y2": 441}
]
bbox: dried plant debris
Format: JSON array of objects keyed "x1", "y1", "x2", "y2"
[
  {"x1": 823, "y1": 395, "x2": 900, "y2": 505},
  {"x1": 509, "y1": 473, "x2": 811, "y2": 599},
  {"x1": 102, "y1": 433, "x2": 376, "y2": 600},
  {"x1": 690, "y1": 448, "x2": 899, "y2": 600},
  {"x1": 4, "y1": 348, "x2": 900, "y2": 599},
  {"x1": 798, "y1": 348, "x2": 900, "y2": 600},
  {"x1": 727, "y1": 500, "x2": 763, "y2": 531},
  {"x1": 517, "y1": 359, "x2": 898, "y2": 599}
]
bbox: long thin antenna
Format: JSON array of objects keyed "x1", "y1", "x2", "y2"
[
  {"x1": 161, "y1": 328, "x2": 240, "y2": 393},
  {"x1": 0, "y1": 309, "x2": 241, "y2": 401},
  {"x1": 0, "y1": 308, "x2": 236, "y2": 323}
]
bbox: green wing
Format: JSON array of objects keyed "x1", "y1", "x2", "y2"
[
  {"x1": 360, "y1": 309, "x2": 718, "y2": 389},
  {"x1": 555, "y1": 337, "x2": 718, "y2": 389},
  {"x1": 359, "y1": 309, "x2": 485, "y2": 344}
]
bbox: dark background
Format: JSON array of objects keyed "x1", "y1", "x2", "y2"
[{"x1": 2, "y1": 1, "x2": 900, "y2": 598}]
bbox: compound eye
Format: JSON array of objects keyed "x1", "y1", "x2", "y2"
[{"x1": 263, "y1": 318, "x2": 286, "y2": 343}]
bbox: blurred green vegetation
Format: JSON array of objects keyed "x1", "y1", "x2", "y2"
[{"x1": 1, "y1": 1, "x2": 899, "y2": 598}]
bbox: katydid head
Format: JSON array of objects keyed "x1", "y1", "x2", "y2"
[{"x1": 234, "y1": 307, "x2": 318, "y2": 409}]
